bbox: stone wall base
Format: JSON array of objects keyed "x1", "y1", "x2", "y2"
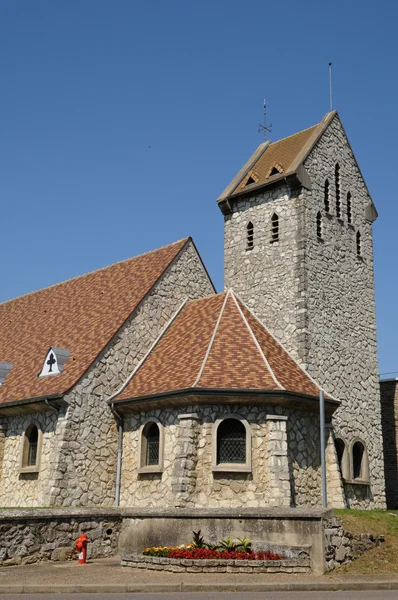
[{"x1": 121, "y1": 555, "x2": 310, "y2": 573}]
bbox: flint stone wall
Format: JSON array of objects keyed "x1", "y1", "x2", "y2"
[
  {"x1": 0, "y1": 509, "x2": 120, "y2": 566},
  {"x1": 0, "y1": 241, "x2": 214, "y2": 508},
  {"x1": 121, "y1": 403, "x2": 323, "y2": 509},
  {"x1": 223, "y1": 115, "x2": 385, "y2": 508}
]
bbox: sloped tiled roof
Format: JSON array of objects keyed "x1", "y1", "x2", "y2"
[
  {"x1": 217, "y1": 112, "x2": 337, "y2": 205},
  {"x1": 0, "y1": 238, "x2": 190, "y2": 405},
  {"x1": 116, "y1": 290, "x2": 323, "y2": 402},
  {"x1": 233, "y1": 125, "x2": 318, "y2": 194}
]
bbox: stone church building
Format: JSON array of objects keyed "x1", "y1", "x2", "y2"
[{"x1": 0, "y1": 110, "x2": 386, "y2": 510}]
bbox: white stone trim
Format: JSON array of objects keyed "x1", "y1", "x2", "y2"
[
  {"x1": 192, "y1": 290, "x2": 231, "y2": 388},
  {"x1": 137, "y1": 418, "x2": 164, "y2": 474},
  {"x1": 212, "y1": 413, "x2": 252, "y2": 473},
  {"x1": 108, "y1": 297, "x2": 189, "y2": 403},
  {"x1": 232, "y1": 290, "x2": 338, "y2": 402},
  {"x1": 266, "y1": 414, "x2": 288, "y2": 421},
  {"x1": 230, "y1": 290, "x2": 284, "y2": 391}
]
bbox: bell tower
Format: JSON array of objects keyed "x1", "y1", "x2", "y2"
[{"x1": 218, "y1": 111, "x2": 385, "y2": 508}]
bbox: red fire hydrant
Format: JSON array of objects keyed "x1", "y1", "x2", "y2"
[{"x1": 76, "y1": 533, "x2": 88, "y2": 565}]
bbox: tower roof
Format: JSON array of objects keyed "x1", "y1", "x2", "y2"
[
  {"x1": 113, "y1": 290, "x2": 337, "y2": 408},
  {"x1": 217, "y1": 111, "x2": 337, "y2": 212},
  {"x1": 0, "y1": 238, "x2": 191, "y2": 406}
]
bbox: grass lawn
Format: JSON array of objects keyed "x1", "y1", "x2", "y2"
[{"x1": 329, "y1": 509, "x2": 398, "y2": 575}]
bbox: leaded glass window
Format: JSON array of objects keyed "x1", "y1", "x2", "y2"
[
  {"x1": 217, "y1": 418, "x2": 246, "y2": 464},
  {"x1": 27, "y1": 425, "x2": 38, "y2": 466},
  {"x1": 145, "y1": 422, "x2": 160, "y2": 466}
]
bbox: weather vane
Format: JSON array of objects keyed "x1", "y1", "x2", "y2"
[{"x1": 258, "y1": 100, "x2": 272, "y2": 141}]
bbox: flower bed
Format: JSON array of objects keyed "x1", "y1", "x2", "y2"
[{"x1": 143, "y1": 546, "x2": 283, "y2": 561}]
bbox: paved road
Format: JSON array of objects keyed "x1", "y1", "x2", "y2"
[{"x1": 2, "y1": 593, "x2": 398, "y2": 599}]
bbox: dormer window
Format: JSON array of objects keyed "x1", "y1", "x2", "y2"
[
  {"x1": 39, "y1": 347, "x2": 70, "y2": 378},
  {"x1": 266, "y1": 163, "x2": 284, "y2": 179},
  {"x1": 245, "y1": 176, "x2": 256, "y2": 186},
  {"x1": 0, "y1": 362, "x2": 13, "y2": 386}
]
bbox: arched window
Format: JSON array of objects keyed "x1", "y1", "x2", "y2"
[
  {"x1": 21, "y1": 424, "x2": 42, "y2": 472},
  {"x1": 246, "y1": 221, "x2": 254, "y2": 250},
  {"x1": 324, "y1": 179, "x2": 330, "y2": 212},
  {"x1": 351, "y1": 440, "x2": 369, "y2": 482},
  {"x1": 347, "y1": 192, "x2": 352, "y2": 224},
  {"x1": 212, "y1": 415, "x2": 251, "y2": 472},
  {"x1": 271, "y1": 213, "x2": 279, "y2": 243},
  {"x1": 356, "y1": 231, "x2": 361, "y2": 257},
  {"x1": 217, "y1": 419, "x2": 245, "y2": 464},
  {"x1": 335, "y1": 438, "x2": 345, "y2": 471},
  {"x1": 138, "y1": 419, "x2": 164, "y2": 473},
  {"x1": 316, "y1": 212, "x2": 323, "y2": 239},
  {"x1": 335, "y1": 164, "x2": 341, "y2": 218}
]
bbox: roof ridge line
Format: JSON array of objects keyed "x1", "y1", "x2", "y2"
[
  {"x1": 233, "y1": 291, "x2": 338, "y2": 401},
  {"x1": 192, "y1": 290, "x2": 230, "y2": 388},
  {"x1": 230, "y1": 291, "x2": 284, "y2": 391},
  {"x1": 0, "y1": 238, "x2": 190, "y2": 308},
  {"x1": 267, "y1": 122, "x2": 319, "y2": 146},
  {"x1": 108, "y1": 297, "x2": 189, "y2": 403}
]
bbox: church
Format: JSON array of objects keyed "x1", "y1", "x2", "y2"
[{"x1": 0, "y1": 110, "x2": 386, "y2": 510}]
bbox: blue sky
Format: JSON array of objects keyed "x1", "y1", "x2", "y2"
[{"x1": 1, "y1": 0, "x2": 397, "y2": 375}]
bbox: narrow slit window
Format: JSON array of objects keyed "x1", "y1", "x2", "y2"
[
  {"x1": 347, "y1": 192, "x2": 352, "y2": 224},
  {"x1": 271, "y1": 214, "x2": 279, "y2": 242},
  {"x1": 356, "y1": 231, "x2": 361, "y2": 256},
  {"x1": 246, "y1": 222, "x2": 254, "y2": 250},
  {"x1": 335, "y1": 164, "x2": 341, "y2": 218},
  {"x1": 324, "y1": 179, "x2": 330, "y2": 212},
  {"x1": 352, "y1": 441, "x2": 365, "y2": 479},
  {"x1": 144, "y1": 422, "x2": 160, "y2": 466},
  {"x1": 22, "y1": 424, "x2": 40, "y2": 470},
  {"x1": 316, "y1": 211, "x2": 323, "y2": 239}
]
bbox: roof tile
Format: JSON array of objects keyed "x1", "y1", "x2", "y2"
[{"x1": 0, "y1": 238, "x2": 189, "y2": 404}]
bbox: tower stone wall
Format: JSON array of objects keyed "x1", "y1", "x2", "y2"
[{"x1": 223, "y1": 115, "x2": 386, "y2": 508}]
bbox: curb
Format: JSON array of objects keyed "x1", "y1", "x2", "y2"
[{"x1": 1, "y1": 581, "x2": 398, "y2": 593}]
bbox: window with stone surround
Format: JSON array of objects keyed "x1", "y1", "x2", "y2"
[
  {"x1": 334, "y1": 437, "x2": 349, "y2": 480},
  {"x1": 316, "y1": 212, "x2": 323, "y2": 239},
  {"x1": 335, "y1": 164, "x2": 341, "y2": 218},
  {"x1": 138, "y1": 419, "x2": 164, "y2": 474},
  {"x1": 270, "y1": 213, "x2": 279, "y2": 243},
  {"x1": 356, "y1": 231, "x2": 362, "y2": 257},
  {"x1": 347, "y1": 192, "x2": 352, "y2": 224},
  {"x1": 246, "y1": 222, "x2": 254, "y2": 250},
  {"x1": 20, "y1": 424, "x2": 43, "y2": 473},
  {"x1": 351, "y1": 439, "x2": 369, "y2": 483},
  {"x1": 324, "y1": 179, "x2": 330, "y2": 212},
  {"x1": 212, "y1": 415, "x2": 251, "y2": 473}
]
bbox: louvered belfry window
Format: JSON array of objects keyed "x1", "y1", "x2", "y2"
[
  {"x1": 217, "y1": 418, "x2": 246, "y2": 464},
  {"x1": 145, "y1": 422, "x2": 160, "y2": 466},
  {"x1": 247, "y1": 222, "x2": 254, "y2": 249}
]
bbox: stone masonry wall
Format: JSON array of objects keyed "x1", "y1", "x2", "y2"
[
  {"x1": 0, "y1": 509, "x2": 120, "y2": 566},
  {"x1": 0, "y1": 241, "x2": 214, "y2": 507},
  {"x1": 224, "y1": 184, "x2": 304, "y2": 364},
  {"x1": 0, "y1": 411, "x2": 64, "y2": 508},
  {"x1": 380, "y1": 379, "x2": 398, "y2": 509},
  {"x1": 223, "y1": 115, "x2": 385, "y2": 508},
  {"x1": 303, "y1": 115, "x2": 385, "y2": 508},
  {"x1": 121, "y1": 403, "x2": 322, "y2": 509}
]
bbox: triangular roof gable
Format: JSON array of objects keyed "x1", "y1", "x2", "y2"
[
  {"x1": 0, "y1": 238, "x2": 191, "y2": 405},
  {"x1": 114, "y1": 289, "x2": 329, "y2": 402}
]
